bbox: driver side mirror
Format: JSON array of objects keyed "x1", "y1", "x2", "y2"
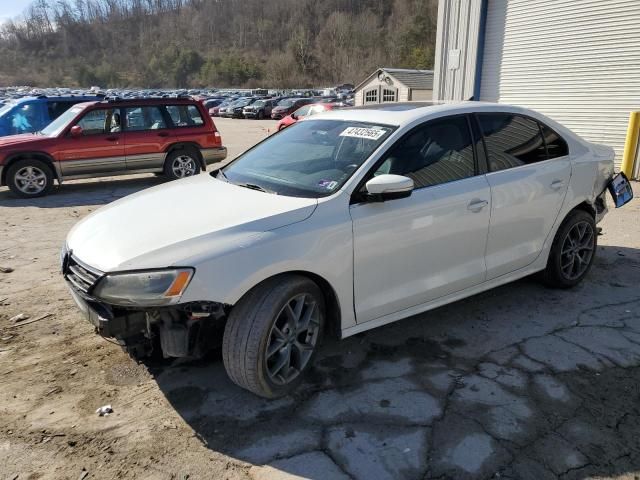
[
  {"x1": 364, "y1": 174, "x2": 414, "y2": 202},
  {"x1": 70, "y1": 125, "x2": 83, "y2": 138}
]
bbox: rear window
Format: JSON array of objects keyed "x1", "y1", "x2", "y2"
[{"x1": 164, "y1": 104, "x2": 204, "y2": 127}]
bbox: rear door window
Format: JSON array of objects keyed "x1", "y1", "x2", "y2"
[
  {"x1": 124, "y1": 106, "x2": 168, "y2": 131},
  {"x1": 477, "y1": 113, "x2": 548, "y2": 172}
]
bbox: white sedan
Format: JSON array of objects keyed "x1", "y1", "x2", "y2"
[{"x1": 63, "y1": 102, "x2": 626, "y2": 398}]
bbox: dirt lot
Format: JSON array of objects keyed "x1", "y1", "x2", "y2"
[{"x1": 1, "y1": 118, "x2": 640, "y2": 480}]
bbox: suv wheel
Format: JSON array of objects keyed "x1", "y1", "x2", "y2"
[
  {"x1": 257, "y1": 110, "x2": 265, "y2": 120},
  {"x1": 7, "y1": 159, "x2": 54, "y2": 198},
  {"x1": 543, "y1": 209, "x2": 597, "y2": 288},
  {"x1": 222, "y1": 275, "x2": 325, "y2": 398},
  {"x1": 164, "y1": 149, "x2": 201, "y2": 180}
]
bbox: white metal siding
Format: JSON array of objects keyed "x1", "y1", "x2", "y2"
[
  {"x1": 433, "y1": 0, "x2": 484, "y2": 101},
  {"x1": 480, "y1": 0, "x2": 640, "y2": 167}
]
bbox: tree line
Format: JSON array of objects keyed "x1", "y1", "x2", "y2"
[{"x1": 0, "y1": 0, "x2": 438, "y2": 88}]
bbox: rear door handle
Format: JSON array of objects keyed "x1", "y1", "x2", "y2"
[
  {"x1": 467, "y1": 199, "x2": 489, "y2": 212},
  {"x1": 105, "y1": 136, "x2": 118, "y2": 142},
  {"x1": 157, "y1": 132, "x2": 169, "y2": 137},
  {"x1": 551, "y1": 180, "x2": 565, "y2": 190}
]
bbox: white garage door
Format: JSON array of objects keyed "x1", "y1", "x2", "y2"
[{"x1": 480, "y1": 0, "x2": 640, "y2": 168}]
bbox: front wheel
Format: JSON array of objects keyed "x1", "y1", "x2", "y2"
[
  {"x1": 222, "y1": 275, "x2": 325, "y2": 398},
  {"x1": 163, "y1": 149, "x2": 201, "y2": 180},
  {"x1": 6, "y1": 159, "x2": 54, "y2": 198},
  {"x1": 543, "y1": 210, "x2": 597, "y2": 288}
]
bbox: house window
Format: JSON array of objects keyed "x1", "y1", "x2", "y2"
[
  {"x1": 382, "y1": 88, "x2": 397, "y2": 102},
  {"x1": 364, "y1": 88, "x2": 378, "y2": 104}
]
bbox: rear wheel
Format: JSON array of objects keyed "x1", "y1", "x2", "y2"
[
  {"x1": 257, "y1": 110, "x2": 265, "y2": 120},
  {"x1": 543, "y1": 210, "x2": 597, "y2": 288},
  {"x1": 163, "y1": 149, "x2": 201, "y2": 180},
  {"x1": 222, "y1": 275, "x2": 325, "y2": 398},
  {"x1": 6, "y1": 158, "x2": 54, "y2": 198}
]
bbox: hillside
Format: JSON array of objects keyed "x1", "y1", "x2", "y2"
[{"x1": 0, "y1": 0, "x2": 438, "y2": 88}]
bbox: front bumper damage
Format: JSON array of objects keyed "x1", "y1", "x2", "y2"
[{"x1": 63, "y1": 254, "x2": 227, "y2": 358}]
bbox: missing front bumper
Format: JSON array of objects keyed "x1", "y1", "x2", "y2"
[{"x1": 68, "y1": 284, "x2": 226, "y2": 358}]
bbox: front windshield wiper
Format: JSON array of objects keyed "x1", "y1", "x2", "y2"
[{"x1": 236, "y1": 182, "x2": 275, "y2": 194}]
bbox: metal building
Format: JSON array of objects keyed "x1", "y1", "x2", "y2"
[
  {"x1": 433, "y1": 0, "x2": 640, "y2": 170},
  {"x1": 354, "y1": 68, "x2": 434, "y2": 107}
]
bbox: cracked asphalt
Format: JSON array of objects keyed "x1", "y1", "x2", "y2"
[{"x1": 1, "y1": 118, "x2": 640, "y2": 479}]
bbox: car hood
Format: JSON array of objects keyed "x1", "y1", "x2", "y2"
[
  {"x1": 67, "y1": 174, "x2": 318, "y2": 272},
  {"x1": 0, "y1": 133, "x2": 47, "y2": 147}
]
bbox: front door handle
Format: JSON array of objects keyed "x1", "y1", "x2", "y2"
[
  {"x1": 550, "y1": 180, "x2": 565, "y2": 190},
  {"x1": 467, "y1": 199, "x2": 489, "y2": 212},
  {"x1": 157, "y1": 132, "x2": 169, "y2": 137},
  {"x1": 105, "y1": 136, "x2": 118, "y2": 142}
]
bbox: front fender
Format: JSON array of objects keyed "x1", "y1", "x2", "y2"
[{"x1": 181, "y1": 201, "x2": 356, "y2": 330}]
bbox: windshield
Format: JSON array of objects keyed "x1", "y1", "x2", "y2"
[
  {"x1": 221, "y1": 120, "x2": 395, "y2": 198},
  {"x1": 278, "y1": 99, "x2": 294, "y2": 107},
  {"x1": 253, "y1": 100, "x2": 266, "y2": 107},
  {"x1": 41, "y1": 106, "x2": 83, "y2": 137}
]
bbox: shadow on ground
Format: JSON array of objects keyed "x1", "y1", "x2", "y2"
[
  {"x1": 0, "y1": 174, "x2": 166, "y2": 208},
  {"x1": 149, "y1": 244, "x2": 640, "y2": 480}
]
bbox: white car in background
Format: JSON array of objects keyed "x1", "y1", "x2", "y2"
[{"x1": 62, "y1": 101, "x2": 629, "y2": 398}]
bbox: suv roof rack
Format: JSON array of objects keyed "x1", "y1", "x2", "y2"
[{"x1": 34, "y1": 93, "x2": 105, "y2": 99}]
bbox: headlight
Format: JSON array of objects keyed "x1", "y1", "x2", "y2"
[{"x1": 93, "y1": 268, "x2": 194, "y2": 307}]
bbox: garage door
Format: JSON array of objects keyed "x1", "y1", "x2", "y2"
[{"x1": 480, "y1": 0, "x2": 640, "y2": 168}]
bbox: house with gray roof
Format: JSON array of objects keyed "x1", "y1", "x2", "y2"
[{"x1": 354, "y1": 68, "x2": 434, "y2": 106}]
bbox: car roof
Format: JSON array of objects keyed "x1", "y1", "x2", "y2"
[{"x1": 317, "y1": 101, "x2": 548, "y2": 127}]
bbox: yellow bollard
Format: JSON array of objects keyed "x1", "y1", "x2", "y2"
[{"x1": 621, "y1": 111, "x2": 640, "y2": 178}]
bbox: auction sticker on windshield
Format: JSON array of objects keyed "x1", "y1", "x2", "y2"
[{"x1": 340, "y1": 126, "x2": 386, "y2": 141}]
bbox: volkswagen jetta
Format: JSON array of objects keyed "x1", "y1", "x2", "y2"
[{"x1": 62, "y1": 102, "x2": 628, "y2": 398}]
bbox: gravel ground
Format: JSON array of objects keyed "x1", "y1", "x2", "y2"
[{"x1": 1, "y1": 118, "x2": 640, "y2": 480}]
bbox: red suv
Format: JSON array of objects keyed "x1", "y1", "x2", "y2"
[{"x1": 0, "y1": 97, "x2": 227, "y2": 197}]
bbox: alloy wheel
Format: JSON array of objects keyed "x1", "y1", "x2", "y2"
[
  {"x1": 14, "y1": 166, "x2": 47, "y2": 194},
  {"x1": 266, "y1": 294, "x2": 321, "y2": 385},
  {"x1": 171, "y1": 155, "x2": 197, "y2": 178},
  {"x1": 560, "y1": 220, "x2": 595, "y2": 280}
]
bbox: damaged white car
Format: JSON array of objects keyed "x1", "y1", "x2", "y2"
[{"x1": 62, "y1": 102, "x2": 632, "y2": 398}]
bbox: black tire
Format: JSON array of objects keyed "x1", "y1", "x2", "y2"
[
  {"x1": 222, "y1": 275, "x2": 325, "y2": 398},
  {"x1": 163, "y1": 148, "x2": 201, "y2": 180},
  {"x1": 543, "y1": 209, "x2": 597, "y2": 288},
  {"x1": 257, "y1": 110, "x2": 265, "y2": 120},
  {"x1": 6, "y1": 158, "x2": 54, "y2": 198}
]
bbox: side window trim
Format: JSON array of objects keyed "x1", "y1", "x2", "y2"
[
  {"x1": 538, "y1": 121, "x2": 570, "y2": 160},
  {"x1": 537, "y1": 121, "x2": 550, "y2": 159},
  {"x1": 351, "y1": 114, "x2": 478, "y2": 203},
  {"x1": 470, "y1": 113, "x2": 490, "y2": 174}
]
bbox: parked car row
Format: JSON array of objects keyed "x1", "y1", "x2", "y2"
[{"x1": 212, "y1": 96, "x2": 352, "y2": 120}]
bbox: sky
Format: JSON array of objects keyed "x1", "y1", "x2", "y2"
[{"x1": 0, "y1": 0, "x2": 35, "y2": 23}]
